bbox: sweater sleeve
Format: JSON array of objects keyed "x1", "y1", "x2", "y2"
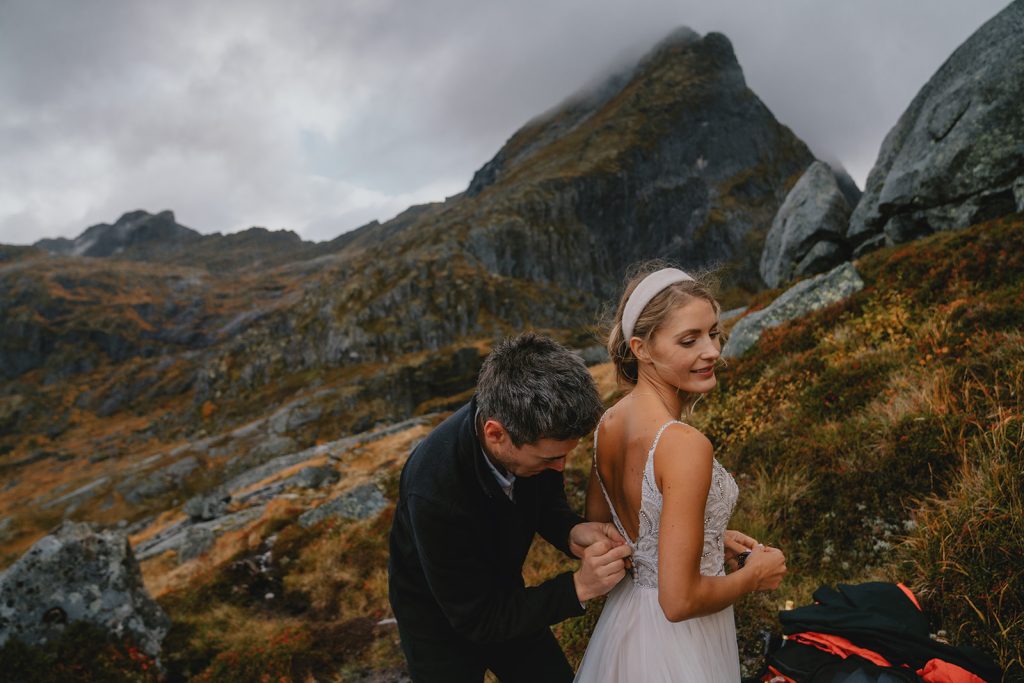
[
  {"x1": 406, "y1": 492, "x2": 585, "y2": 643},
  {"x1": 534, "y1": 470, "x2": 585, "y2": 558}
]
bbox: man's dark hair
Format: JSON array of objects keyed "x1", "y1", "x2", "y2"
[{"x1": 476, "y1": 332, "x2": 604, "y2": 446}]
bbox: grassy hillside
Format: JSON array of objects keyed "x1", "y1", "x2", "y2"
[
  {"x1": 3, "y1": 214, "x2": 1021, "y2": 681},
  {"x1": 701, "y1": 212, "x2": 1024, "y2": 677}
]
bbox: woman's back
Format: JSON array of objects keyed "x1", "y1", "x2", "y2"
[
  {"x1": 592, "y1": 400, "x2": 738, "y2": 587},
  {"x1": 576, "y1": 402, "x2": 743, "y2": 682}
]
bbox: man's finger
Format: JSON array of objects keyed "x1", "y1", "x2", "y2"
[
  {"x1": 595, "y1": 544, "x2": 633, "y2": 563},
  {"x1": 603, "y1": 524, "x2": 627, "y2": 544},
  {"x1": 585, "y1": 539, "x2": 613, "y2": 556}
]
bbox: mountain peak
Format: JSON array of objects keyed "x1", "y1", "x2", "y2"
[
  {"x1": 34, "y1": 210, "x2": 200, "y2": 258},
  {"x1": 465, "y1": 27, "x2": 748, "y2": 197}
]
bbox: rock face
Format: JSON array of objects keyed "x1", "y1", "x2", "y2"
[
  {"x1": 0, "y1": 522, "x2": 169, "y2": 657},
  {"x1": 760, "y1": 161, "x2": 853, "y2": 288},
  {"x1": 723, "y1": 262, "x2": 864, "y2": 357},
  {"x1": 462, "y1": 28, "x2": 813, "y2": 295},
  {"x1": 848, "y1": 0, "x2": 1024, "y2": 253},
  {"x1": 299, "y1": 484, "x2": 388, "y2": 528}
]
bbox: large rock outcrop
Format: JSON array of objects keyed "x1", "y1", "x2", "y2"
[
  {"x1": 0, "y1": 521, "x2": 170, "y2": 657},
  {"x1": 723, "y1": 262, "x2": 864, "y2": 357},
  {"x1": 848, "y1": 0, "x2": 1024, "y2": 253},
  {"x1": 760, "y1": 161, "x2": 853, "y2": 288}
]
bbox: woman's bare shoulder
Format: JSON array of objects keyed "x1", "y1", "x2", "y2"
[
  {"x1": 660, "y1": 421, "x2": 712, "y2": 450},
  {"x1": 653, "y1": 423, "x2": 713, "y2": 477}
]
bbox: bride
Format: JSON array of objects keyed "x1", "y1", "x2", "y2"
[{"x1": 574, "y1": 263, "x2": 787, "y2": 682}]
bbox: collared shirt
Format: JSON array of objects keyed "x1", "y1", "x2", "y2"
[{"x1": 475, "y1": 409, "x2": 516, "y2": 500}]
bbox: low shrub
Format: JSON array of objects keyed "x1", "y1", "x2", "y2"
[{"x1": 0, "y1": 621, "x2": 160, "y2": 683}]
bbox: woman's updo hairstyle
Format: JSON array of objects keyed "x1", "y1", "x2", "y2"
[{"x1": 607, "y1": 259, "x2": 722, "y2": 387}]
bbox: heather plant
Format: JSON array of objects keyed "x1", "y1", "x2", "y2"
[
  {"x1": 0, "y1": 621, "x2": 160, "y2": 683},
  {"x1": 190, "y1": 624, "x2": 313, "y2": 683}
]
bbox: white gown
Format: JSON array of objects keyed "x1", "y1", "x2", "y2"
[{"x1": 574, "y1": 419, "x2": 741, "y2": 682}]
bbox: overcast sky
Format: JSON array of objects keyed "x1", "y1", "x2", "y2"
[{"x1": 0, "y1": 0, "x2": 1011, "y2": 245}]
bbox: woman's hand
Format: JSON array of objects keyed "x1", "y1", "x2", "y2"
[
  {"x1": 723, "y1": 529, "x2": 758, "y2": 571},
  {"x1": 743, "y1": 544, "x2": 787, "y2": 591}
]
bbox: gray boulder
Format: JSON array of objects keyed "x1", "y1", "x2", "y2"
[
  {"x1": 760, "y1": 161, "x2": 852, "y2": 288},
  {"x1": 574, "y1": 345, "x2": 610, "y2": 366},
  {"x1": 723, "y1": 262, "x2": 864, "y2": 357},
  {"x1": 287, "y1": 465, "x2": 341, "y2": 490},
  {"x1": 828, "y1": 162, "x2": 863, "y2": 209},
  {"x1": 0, "y1": 522, "x2": 169, "y2": 657},
  {"x1": 848, "y1": 0, "x2": 1024, "y2": 252},
  {"x1": 183, "y1": 488, "x2": 231, "y2": 522},
  {"x1": 299, "y1": 483, "x2": 388, "y2": 528}
]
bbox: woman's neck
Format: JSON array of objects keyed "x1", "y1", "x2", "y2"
[{"x1": 629, "y1": 375, "x2": 685, "y2": 418}]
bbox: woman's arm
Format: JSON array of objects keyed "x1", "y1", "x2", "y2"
[{"x1": 655, "y1": 425, "x2": 785, "y2": 621}]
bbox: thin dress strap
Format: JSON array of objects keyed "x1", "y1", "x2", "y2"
[
  {"x1": 647, "y1": 419, "x2": 686, "y2": 479},
  {"x1": 594, "y1": 416, "x2": 684, "y2": 547},
  {"x1": 593, "y1": 413, "x2": 636, "y2": 548}
]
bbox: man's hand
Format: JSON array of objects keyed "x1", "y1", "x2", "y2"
[
  {"x1": 569, "y1": 521, "x2": 627, "y2": 558},
  {"x1": 572, "y1": 539, "x2": 633, "y2": 602},
  {"x1": 724, "y1": 529, "x2": 758, "y2": 571}
]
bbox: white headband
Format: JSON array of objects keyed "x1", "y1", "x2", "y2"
[{"x1": 621, "y1": 268, "x2": 694, "y2": 339}]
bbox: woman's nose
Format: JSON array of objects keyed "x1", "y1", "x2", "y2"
[{"x1": 702, "y1": 337, "x2": 721, "y2": 358}]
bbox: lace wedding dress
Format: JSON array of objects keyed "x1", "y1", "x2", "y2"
[{"x1": 574, "y1": 419, "x2": 741, "y2": 682}]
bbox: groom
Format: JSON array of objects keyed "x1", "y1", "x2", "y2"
[{"x1": 388, "y1": 333, "x2": 632, "y2": 682}]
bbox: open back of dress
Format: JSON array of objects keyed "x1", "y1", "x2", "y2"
[{"x1": 574, "y1": 415, "x2": 742, "y2": 682}]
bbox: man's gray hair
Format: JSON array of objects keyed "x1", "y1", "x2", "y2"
[{"x1": 476, "y1": 332, "x2": 604, "y2": 446}]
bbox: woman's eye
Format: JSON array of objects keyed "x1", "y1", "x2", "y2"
[
  {"x1": 680, "y1": 339, "x2": 695, "y2": 347},
  {"x1": 710, "y1": 331, "x2": 720, "y2": 338}
]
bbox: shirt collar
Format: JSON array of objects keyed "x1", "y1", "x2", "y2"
[{"x1": 474, "y1": 408, "x2": 515, "y2": 500}]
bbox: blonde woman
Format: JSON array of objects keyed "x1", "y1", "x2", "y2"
[{"x1": 574, "y1": 263, "x2": 787, "y2": 682}]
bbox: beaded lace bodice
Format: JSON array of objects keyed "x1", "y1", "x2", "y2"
[{"x1": 594, "y1": 418, "x2": 739, "y2": 588}]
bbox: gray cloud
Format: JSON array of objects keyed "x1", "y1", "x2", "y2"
[{"x1": 0, "y1": 0, "x2": 1011, "y2": 244}]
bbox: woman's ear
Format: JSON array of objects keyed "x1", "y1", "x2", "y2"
[{"x1": 629, "y1": 336, "x2": 652, "y2": 364}]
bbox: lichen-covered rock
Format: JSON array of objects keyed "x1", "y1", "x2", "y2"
[
  {"x1": 299, "y1": 484, "x2": 388, "y2": 528},
  {"x1": 848, "y1": 0, "x2": 1024, "y2": 252},
  {"x1": 183, "y1": 488, "x2": 231, "y2": 522},
  {"x1": 760, "y1": 161, "x2": 852, "y2": 288},
  {"x1": 0, "y1": 521, "x2": 169, "y2": 657},
  {"x1": 177, "y1": 526, "x2": 215, "y2": 564},
  {"x1": 723, "y1": 262, "x2": 864, "y2": 357},
  {"x1": 287, "y1": 465, "x2": 341, "y2": 490}
]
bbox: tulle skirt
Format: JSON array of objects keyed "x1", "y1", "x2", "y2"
[{"x1": 574, "y1": 579, "x2": 741, "y2": 682}]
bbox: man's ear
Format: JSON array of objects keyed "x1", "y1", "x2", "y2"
[
  {"x1": 481, "y1": 419, "x2": 508, "y2": 446},
  {"x1": 630, "y1": 336, "x2": 652, "y2": 364}
]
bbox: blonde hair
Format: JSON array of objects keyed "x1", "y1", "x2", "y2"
[{"x1": 607, "y1": 260, "x2": 723, "y2": 391}]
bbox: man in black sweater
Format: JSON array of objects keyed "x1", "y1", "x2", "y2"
[{"x1": 388, "y1": 333, "x2": 631, "y2": 682}]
